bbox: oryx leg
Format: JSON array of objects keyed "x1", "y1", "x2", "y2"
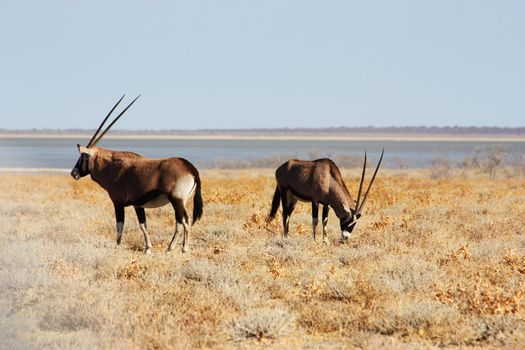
[
  {"x1": 167, "y1": 222, "x2": 179, "y2": 253},
  {"x1": 114, "y1": 204, "x2": 125, "y2": 246},
  {"x1": 281, "y1": 190, "x2": 297, "y2": 237},
  {"x1": 135, "y1": 207, "x2": 152, "y2": 254},
  {"x1": 181, "y1": 211, "x2": 190, "y2": 253},
  {"x1": 322, "y1": 205, "x2": 330, "y2": 244},
  {"x1": 280, "y1": 188, "x2": 290, "y2": 236},
  {"x1": 285, "y1": 194, "x2": 298, "y2": 236},
  {"x1": 312, "y1": 202, "x2": 319, "y2": 240},
  {"x1": 168, "y1": 198, "x2": 190, "y2": 253}
]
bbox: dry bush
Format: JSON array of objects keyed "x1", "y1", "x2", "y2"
[
  {"x1": 298, "y1": 301, "x2": 359, "y2": 334},
  {"x1": 461, "y1": 146, "x2": 511, "y2": 178},
  {"x1": 265, "y1": 236, "x2": 308, "y2": 264},
  {"x1": 181, "y1": 259, "x2": 262, "y2": 309},
  {"x1": 229, "y1": 307, "x2": 296, "y2": 341},
  {"x1": 325, "y1": 278, "x2": 356, "y2": 302},
  {"x1": 373, "y1": 254, "x2": 443, "y2": 294},
  {"x1": 430, "y1": 156, "x2": 451, "y2": 179},
  {"x1": 372, "y1": 299, "x2": 457, "y2": 334},
  {"x1": 485, "y1": 146, "x2": 507, "y2": 178},
  {"x1": 367, "y1": 298, "x2": 484, "y2": 346}
]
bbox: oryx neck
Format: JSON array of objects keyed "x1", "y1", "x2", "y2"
[
  {"x1": 331, "y1": 198, "x2": 352, "y2": 219},
  {"x1": 330, "y1": 184, "x2": 353, "y2": 219},
  {"x1": 89, "y1": 148, "x2": 116, "y2": 185}
]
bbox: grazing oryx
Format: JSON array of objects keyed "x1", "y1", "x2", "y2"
[
  {"x1": 268, "y1": 150, "x2": 383, "y2": 243},
  {"x1": 71, "y1": 95, "x2": 203, "y2": 253}
]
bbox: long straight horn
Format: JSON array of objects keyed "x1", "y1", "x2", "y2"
[
  {"x1": 355, "y1": 151, "x2": 367, "y2": 211},
  {"x1": 91, "y1": 95, "x2": 141, "y2": 147},
  {"x1": 357, "y1": 148, "x2": 384, "y2": 214},
  {"x1": 87, "y1": 94, "x2": 126, "y2": 148}
]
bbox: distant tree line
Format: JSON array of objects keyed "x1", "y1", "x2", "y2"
[{"x1": 1, "y1": 126, "x2": 524, "y2": 135}]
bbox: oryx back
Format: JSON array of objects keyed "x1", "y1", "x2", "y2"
[{"x1": 276, "y1": 158, "x2": 347, "y2": 204}]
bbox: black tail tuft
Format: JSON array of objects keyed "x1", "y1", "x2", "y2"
[
  {"x1": 267, "y1": 186, "x2": 281, "y2": 221},
  {"x1": 192, "y1": 175, "x2": 203, "y2": 224}
]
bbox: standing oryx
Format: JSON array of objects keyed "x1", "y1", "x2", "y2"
[
  {"x1": 268, "y1": 150, "x2": 383, "y2": 243},
  {"x1": 71, "y1": 95, "x2": 203, "y2": 253}
]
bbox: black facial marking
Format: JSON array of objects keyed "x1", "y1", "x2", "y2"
[
  {"x1": 71, "y1": 153, "x2": 91, "y2": 179},
  {"x1": 80, "y1": 153, "x2": 89, "y2": 173},
  {"x1": 340, "y1": 213, "x2": 357, "y2": 232}
]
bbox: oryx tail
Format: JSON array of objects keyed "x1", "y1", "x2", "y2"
[
  {"x1": 268, "y1": 186, "x2": 281, "y2": 220},
  {"x1": 192, "y1": 174, "x2": 203, "y2": 224}
]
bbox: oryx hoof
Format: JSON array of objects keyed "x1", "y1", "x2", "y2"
[
  {"x1": 144, "y1": 248, "x2": 152, "y2": 255},
  {"x1": 182, "y1": 246, "x2": 189, "y2": 253},
  {"x1": 166, "y1": 247, "x2": 173, "y2": 254},
  {"x1": 323, "y1": 238, "x2": 331, "y2": 245}
]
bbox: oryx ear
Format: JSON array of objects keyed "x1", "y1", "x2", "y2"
[
  {"x1": 343, "y1": 204, "x2": 351, "y2": 214},
  {"x1": 78, "y1": 145, "x2": 96, "y2": 156}
]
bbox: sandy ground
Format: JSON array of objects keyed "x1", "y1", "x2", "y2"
[{"x1": 0, "y1": 168, "x2": 524, "y2": 349}]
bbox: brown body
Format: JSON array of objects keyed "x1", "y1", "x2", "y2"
[
  {"x1": 268, "y1": 151, "x2": 383, "y2": 242},
  {"x1": 275, "y1": 159, "x2": 353, "y2": 218},
  {"x1": 88, "y1": 147, "x2": 198, "y2": 208}
]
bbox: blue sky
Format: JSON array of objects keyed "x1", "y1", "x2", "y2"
[{"x1": 0, "y1": 1, "x2": 523, "y2": 130}]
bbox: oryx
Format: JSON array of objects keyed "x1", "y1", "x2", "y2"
[
  {"x1": 268, "y1": 150, "x2": 383, "y2": 243},
  {"x1": 71, "y1": 95, "x2": 203, "y2": 253}
]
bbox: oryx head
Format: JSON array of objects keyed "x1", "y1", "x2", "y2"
[
  {"x1": 71, "y1": 95, "x2": 140, "y2": 180},
  {"x1": 340, "y1": 149, "x2": 384, "y2": 240}
]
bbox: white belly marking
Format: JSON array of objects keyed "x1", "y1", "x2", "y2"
[{"x1": 141, "y1": 194, "x2": 170, "y2": 208}]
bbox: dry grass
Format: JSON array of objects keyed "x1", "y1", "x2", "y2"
[{"x1": 0, "y1": 168, "x2": 524, "y2": 349}]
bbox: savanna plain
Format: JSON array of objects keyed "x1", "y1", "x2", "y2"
[{"x1": 1, "y1": 166, "x2": 524, "y2": 349}]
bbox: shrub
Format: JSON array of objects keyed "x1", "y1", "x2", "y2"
[{"x1": 230, "y1": 308, "x2": 296, "y2": 341}]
